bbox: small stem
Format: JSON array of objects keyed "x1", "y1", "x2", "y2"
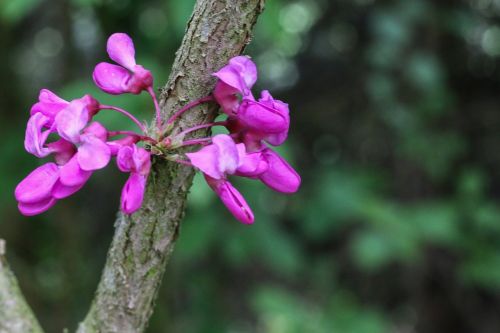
[
  {"x1": 165, "y1": 96, "x2": 214, "y2": 126},
  {"x1": 100, "y1": 105, "x2": 146, "y2": 133},
  {"x1": 175, "y1": 121, "x2": 227, "y2": 139},
  {"x1": 147, "y1": 87, "x2": 162, "y2": 131},
  {"x1": 108, "y1": 131, "x2": 157, "y2": 143},
  {"x1": 178, "y1": 137, "x2": 212, "y2": 147},
  {"x1": 174, "y1": 159, "x2": 193, "y2": 167}
]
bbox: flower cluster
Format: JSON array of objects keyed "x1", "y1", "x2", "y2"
[{"x1": 15, "y1": 33, "x2": 300, "y2": 224}]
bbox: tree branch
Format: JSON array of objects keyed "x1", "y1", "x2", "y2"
[
  {"x1": 0, "y1": 239, "x2": 44, "y2": 333},
  {"x1": 76, "y1": 1, "x2": 265, "y2": 332}
]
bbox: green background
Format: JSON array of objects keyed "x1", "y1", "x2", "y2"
[{"x1": 1, "y1": 0, "x2": 500, "y2": 332}]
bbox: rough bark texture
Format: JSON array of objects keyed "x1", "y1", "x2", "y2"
[
  {"x1": 0, "y1": 239, "x2": 44, "y2": 333},
  {"x1": 76, "y1": 1, "x2": 265, "y2": 332}
]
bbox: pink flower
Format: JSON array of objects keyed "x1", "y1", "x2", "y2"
[
  {"x1": 15, "y1": 122, "x2": 111, "y2": 216},
  {"x1": 25, "y1": 93, "x2": 100, "y2": 157},
  {"x1": 213, "y1": 56, "x2": 257, "y2": 115},
  {"x1": 116, "y1": 144, "x2": 151, "y2": 214},
  {"x1": 257, "y1": 148, "x2": 301, "y2": 194},
  {"x1": 93, "y1": 33, "x2": 153, "y2": 95},
  {"x1": 30, "y1": 89, "x2": 69, "y2": 126},
  {"x1": 186, "y1": 134, "x2": 256, "y2": 224},
  {"x1": 238, "y1": 90, "x2": 290, "y2": 146}
]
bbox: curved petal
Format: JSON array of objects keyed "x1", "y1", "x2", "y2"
[
  {"x1": 186, "y1": 144, "x2": 221, "y2": 179},
  {"x1": 55, "y1": 100, "x2": 90, "y2": 143},
  {"x1": 93, "y1": 62, "x2": 132, "y2": 95},
  {"x1": 30, "y1": 89, "x2": 68, "y2": 120},
  {"x1": 236, "y1": 148, "x2": 268, "y2": 177},
  {"x1": 259, "y1": 149, "x2": 301, "y2": 193},
  {"x1": 18, "y1": 197, "x2": 57, "y2": 216},
  {"x1": 59, "y1": 156, "x2": 92, "y2": 186},
  {"x1": 209, "y1": 178, "x2": 254, "y2": 224},
  {"x1": 15, "y1": 163, "x2": 59, "y2": 204},
  {"x1": 121, "y1": 172, "x2": 147, "y2": 214},
  {"x1": 51, "y1": 180, "x2": 84, "y2": 199},
  {"x1": 107, "y1": 33, "x2": 136, "y2": 70},
  {"x1": 47, "y1": 139, "x2": 76, "y2": 165},
  {"x1": 212, "y1": 134, "x2": 240, "y2": 175},
  {"x1": 116, "y1": 145, "x2": 134, "y2": 172},
  {"x1": 238, "y1": 99, "x2": 289, "y2": 134},
  {"x1": 213, "y1": 56, "x2": 257, "y2": 94},
  {"x1": 77, "y1": 135, "x2": 111, "y2": 171},
  {"x1": 24, "y1": 113, "x2": 52, "y2": 158},
  {"x1": 213, "y1": 81, "x2": 241, "y2": 115},
  {"x1": 83, "y1": 121, "x2": 108, "y2": 141}
]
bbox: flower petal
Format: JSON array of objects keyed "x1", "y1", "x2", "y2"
[
  {"x1": 213, "y1": 81, "x2": 241, "y2": 115},
  {"x1": 30, "y1": 89, "x2": 68, "y2": 121},
  {"x1": 259, "y1": 148, "x2": 301, "y2": 193},
  {"x1": 59, "y1": 156, "x2": 92, "y2": 186},
  {"x1": 15, "y1": 163, "x2": 59, "y2": 204},
  {"x1": 47, "y1": 139, "x2": 76, "y2": 165},
  {"x1": 93, "y1": 62, "x2": 132, "y2": 95},
  {"x1": 208, "y1": 178, "x2": 254, "y2": 224},
  {"x1": 77, "y1": 135, "x2": 111, "y2": 171},
  {"x1": 24, "y1": 113, "x2": 52, "y2": 158},
  {"x1": 236, "y1": 147, "x2": 268, "y2": 177},
  {"x1": 52, "y1": 180, "x2": 84, "y2": 199},
  {"x1": 121, "y1": 172, "x2": 147, "y2": 214},
  {"x1": 186, "y1": 144, "x2": 221, "y2": 179},
  {"x1": 107, "y1": 33, "x2": 136, "y2": 70},
  {"x1": 55, "y1": 99, "x2": 90, "y2": 143},
  {"x1": 212, "y1": 134, "x2": 240, "y2": 175},
  {"x1": 238, "y1": 99, "x2": 289, "y2": 134},
  {"x1": 18, "y1": 197, "x2": 57, "y2": 216}
]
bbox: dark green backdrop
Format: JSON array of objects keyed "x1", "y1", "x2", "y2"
[{"x1": 1, "y1": 0, "x2": 500, "y2": 332}]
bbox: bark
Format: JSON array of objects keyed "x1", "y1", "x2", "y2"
[
  {"x1": 0, "y1": 239, "x2": 44, "y2": 333},
  {"x1": 76, "y1": 1, "x2": 265, "y2": 332}
]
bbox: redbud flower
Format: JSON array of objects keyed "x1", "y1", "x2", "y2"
[
  {"x1": 93, "y1": 33, "x2": 153, "y2": 95},
  {"x1": 117, "y1": 144, "x2": 151, "y2": 214},
  {"x1": 186, "y1": 134, "x2": 255, "y2": 224},
  {"x1": 213, "y1": 56, "x2": 257, "y2": 115}
]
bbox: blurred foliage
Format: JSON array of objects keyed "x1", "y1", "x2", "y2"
[{"x1": 2, "y1": 0, "x2": 500, "y2": 332}]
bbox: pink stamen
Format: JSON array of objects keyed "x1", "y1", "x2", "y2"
[
  {"x1": 165, "y1": 95, "x2": 214, "y2": 126},
  {"x1": 100, "y1": 105, "x2": 146, "y2": 133}
]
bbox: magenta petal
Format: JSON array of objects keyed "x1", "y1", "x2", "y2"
[
  {"x1": 236, "y1": 148, "x2": 269, "y2": 177},
  {"x1": 18, "y1": 197, "x2": 57, "y2": 216},
  {"x1": 30, "y1": 89, "x2": 68, "y2": 120},
  {"x1": 213, "y1": 56, "x2": 257, "y2": 94},
  {"x1": 212, "y1": 134, "x2": 240, "y2": 175},
  {"x1": 229, "y1": 56, "x2": 258, "y2": 89},
  {"x1": 93, "y1": 62, "x2": 132, "y2": 95},
  {"x1": 121, "y1": 172, "x2": 147, "y2": 214},
  {"x1": 213, "y1": 81, "x2": 241, "y2": 115},
  {"x1": 83, "y1": 121, "x2": 108, "y2": 141},
  {"x1": 77, "y1": 135, "x2": 111, "y2": 171},
  {"x1": 47, "y1": 139, "x2": 76, "y2": 165},
  {"x1": 15, "y1": 163, "x2": 59, "y2": 203},
  {"x1": 239, "y1": 100, "x2": 289, "y2": 134},
  {"x1": 51, "y1": 180, "x2": 84, "y2": 199},
  {"x1": 107, "y1": 33, "x2": 136, "y2": 70},
  {"x1": 209, "y1": 178, "x2": 254, "y2": 224},
  {"x1": 24, "y1": 113, "x2": 52, "y2": 158},
  {"x1": 259, "y1": 149, "x2": 301, "y2": 193},
  {"x1": 186, "y1": 144, "x2": 221, "y2": 179},
  {"x1": 117, "y1": 145, "x2": 134, "y2": 172},
  {"x1": 59, "y1": 156, "x2": 92, "y2": 186},
  {"x1": 55, "y1": 100, "x2": 90, "y2": 143}
]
